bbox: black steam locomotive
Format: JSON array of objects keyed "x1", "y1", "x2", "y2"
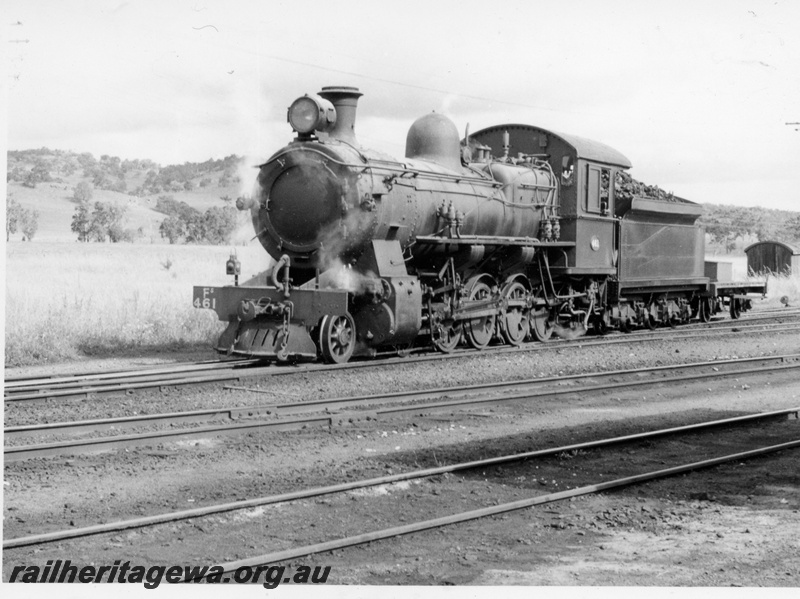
[{"x1": 193, "y1": 86, "x2": 766, "y2": 363}]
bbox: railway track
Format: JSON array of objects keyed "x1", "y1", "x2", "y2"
[
  {"x1": 5, "y1": 309, "x2": 800, "y2": 404},
  {"x1": 211, "y1": 434, "x2": 799, "y2": 577},
  {"x1": 5, "y1": 406, "x2": 797, "y2": 558},
  {"x1": 6, "y1": 354, "x2": 800, "y2": 461},
  {"x1": 3, "y1": 357, "x2": 258, "y2": 385},
  {"x1": 3, "y1": 357, "x2": 263, "y2": 402}
]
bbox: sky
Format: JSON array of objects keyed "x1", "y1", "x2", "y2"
[{"x1": 4, "y1": 0, "x2": 800, "y2": 210}]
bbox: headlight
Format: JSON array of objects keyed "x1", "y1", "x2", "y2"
[{"x1": 287, "y1": 94, "x2": 336, "y2": 134}]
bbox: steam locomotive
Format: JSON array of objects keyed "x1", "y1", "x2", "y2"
[{"x1": 193, "y1": 85, "x2": 766, "y2": 363}]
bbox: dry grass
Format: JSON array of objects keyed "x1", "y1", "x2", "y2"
[
  {"x1": 709, "y1": 253, "x2": 800, "y2": 307},
  {"x1": 759, "y1": 270, "x2": 800, "y2": 307},
  {"x1": 5, "y1": 241, "x2": 270, "y2": 366}
]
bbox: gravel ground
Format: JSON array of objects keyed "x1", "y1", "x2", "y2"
[{"x1": 4, "y1": 318, "x2": 800, "y2": 587}]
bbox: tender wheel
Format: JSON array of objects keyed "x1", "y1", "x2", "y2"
[
  {"x1": 530, "y1": 288, "x2": 554, "y2": 342},
  {"x1": 500, "y1": 280, "x2": 530, "y2": 346},
  {"x1": 729, "y1": 297, "x2": 742, "y2": 319},
  {"x1": 432, "y1": 319, "x2": 462, "y2": 353},
  {"x1": 319, "y1": 314, "x2": 356, "y2": 364},
  {"x1": 645, "y1": 311, "x2": 658, "y2": 330},
  {"x1": 464, "y1": 280, "x2": 496, "y2": 349}
]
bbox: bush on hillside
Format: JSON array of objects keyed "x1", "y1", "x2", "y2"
[{"x1": 73, "y1": 181, "x2": 94, "y2": 203}]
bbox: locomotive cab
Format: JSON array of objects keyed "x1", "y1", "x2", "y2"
[{"x1": 468, "y1": 124, "x2": 630, "y2": 276}]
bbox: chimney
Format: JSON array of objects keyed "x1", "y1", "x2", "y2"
[{"x1": 318, "y1": 86, "x2": 362, "y2": 145}]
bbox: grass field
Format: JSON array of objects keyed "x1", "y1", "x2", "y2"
[{"x1": 5, "y1": 241, "x2": 271, "y2": 367}]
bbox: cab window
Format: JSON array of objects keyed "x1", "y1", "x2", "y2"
[{"x1": 586, "y1": 165, "x2": 611, "y2": 215}]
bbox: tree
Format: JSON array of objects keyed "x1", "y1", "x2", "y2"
[
  {"x1": 77, "y1": 152, "x2": 96, "y2": 169},
  {"x1": 72, "y1": 200, "x2": 133, "y2": 243},
  {"x1": 60, "y1": 161, "x2": 78, "y2": 177},
  {"x1": 155, "y1": 198, "x2": 239, "y2": 245},
  {"x1": 71, "y1": 200, "x2": 92, "y2": 242},
  {"x1": 87, "y1": 202, "x2": 127, "y2": 242},
  {"x1": 184, "y1": 213, "x2": 208, "y2": 244},
  {"x1": 754, "y1": 222, "x2": 775, "y2": 243},
  {"x1": 6, "y1": 196, "x2": 22, "y2": 241},
  {"x1": 704, "y1": 222, "x2": 734, "y2": 247},
  {"x1": 159, "y1": 215, "x2": 185, "y2": 244},
  {"x1": 787, "y1": 215, "x2": 800, "y2": 245},
  {"x1": 73, "y1": 181, "x2": 94, "y2": 203},
  {"x1": 202, "y1": 206, "x2": 238, "y2": 244},
  {"x1": 7, "y1": 196, "x2": 39, "y2": 241},
  {"x1": 108, "y1": 221, "x2": 135, "y2": 243},
  {"x1": 20, "y1": 209, "x2": 40, "y2": 241},
  {"x1": 22, "y1": 163, "x2": 52, "y2": 188},
  {"x1": 110, "y1": 178, "x2": 127, "y2": 193},
  {"x1": 91, "y1": 168, "x2": 111, "y2": 190},
  {"x1": 8, "y1": 166, "x2": 25, "y2": 182}
]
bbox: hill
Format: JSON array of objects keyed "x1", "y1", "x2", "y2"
[
  {"x1": 698, "y1": 204, "x2": 800, "y2": 255},
  {"x1": 6, "y1": 148, "x2": 259, "y2": 242}
]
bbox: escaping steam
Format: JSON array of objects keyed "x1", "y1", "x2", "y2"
[
  {"x1": 315, "y1": 258, "x2": 378, "y2": 295},
  {"x1": 312, "y1": 206, "x2": 381, "y2": 295},
  {"x1": 314, "y1": 205, "x2": 377, "y2": 273}
]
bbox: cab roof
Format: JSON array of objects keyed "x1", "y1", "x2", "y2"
[{"x1": 470, "y1": 123, "x2": 632, "y2": 169}]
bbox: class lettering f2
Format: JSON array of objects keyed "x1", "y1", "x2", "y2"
[{"x1": 8, "y1": 560, "x2": 331, "y2": 589}]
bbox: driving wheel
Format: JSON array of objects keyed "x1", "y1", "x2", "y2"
[{"x1": 500, "y1": 280, "x2": 530, "y2": 346}]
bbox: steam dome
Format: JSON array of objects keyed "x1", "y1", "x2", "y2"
[{"x1": 405, "y1": 112, "x2": 462, "y2": 172}]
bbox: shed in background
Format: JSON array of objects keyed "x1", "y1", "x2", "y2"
[{"x1": 744, "y1": 241, "x2": 800, "y2": 275}]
